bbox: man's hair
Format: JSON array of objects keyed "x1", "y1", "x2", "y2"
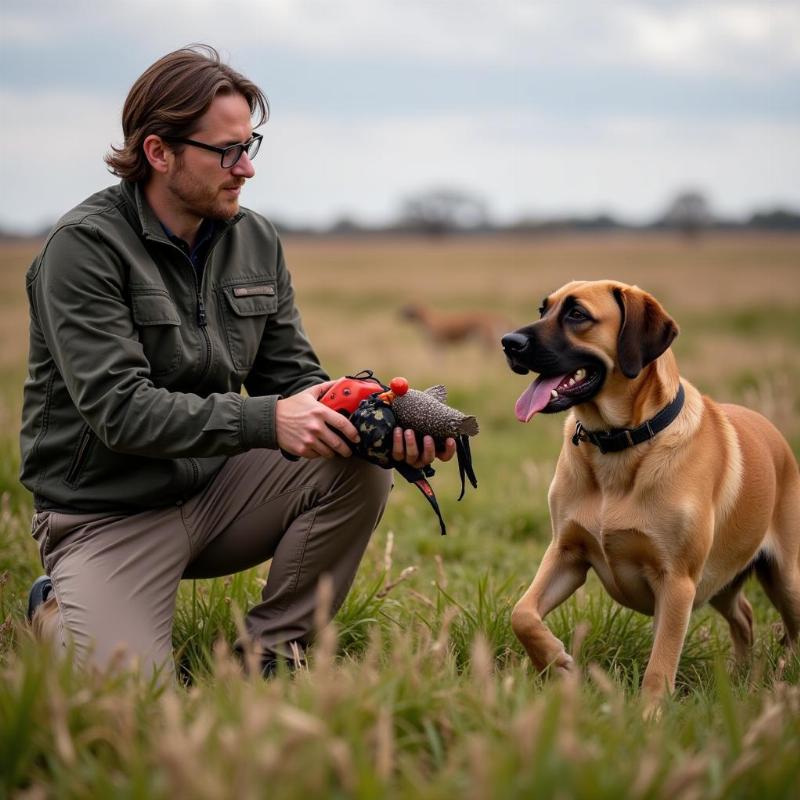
[{"x1": 105, "y1": 44, "x2": 269, "y2": 183}]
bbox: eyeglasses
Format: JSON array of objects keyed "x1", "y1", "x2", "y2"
[{"x1": 164, "y1": 132, "x2": 263, "y2": 168}]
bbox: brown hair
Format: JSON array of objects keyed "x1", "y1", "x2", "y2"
[{"x1": 105, "y1": 44, "x2": 269, "y2": 183}]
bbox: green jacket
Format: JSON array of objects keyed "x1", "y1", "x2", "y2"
[{"x1": 20, "y1": 181, "x2": 327, "y2": 513}]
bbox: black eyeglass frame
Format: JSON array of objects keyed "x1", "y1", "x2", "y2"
[{"x1": 163, "y1": 132, "x2": 263, "y2": 168}]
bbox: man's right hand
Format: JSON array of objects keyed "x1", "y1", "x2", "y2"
[{"x1": 276, "y1": 381, "x2": 360, "y2": 459}]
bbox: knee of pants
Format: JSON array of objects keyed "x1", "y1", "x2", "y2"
[
  {"x1": 320, "y1": 455, "x2": 393, "y2": 518},
  {"x1": 345, "y1": 456, "x2": 393, "y2": 506},
  {"x1": 367, "y1": 462, "x2": 394, "y2": 517}
]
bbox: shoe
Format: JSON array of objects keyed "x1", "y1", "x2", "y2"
[
  {"x1": 27, "y1": 575, "x2": 53, "y2": 622},
  {"x1": 261, "y1": 655, "x2": 306, "y2": 679}
]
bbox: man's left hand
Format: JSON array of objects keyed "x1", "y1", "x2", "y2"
[{"x1": 392, "y1": 429, "x2": 456, "y2": 470}]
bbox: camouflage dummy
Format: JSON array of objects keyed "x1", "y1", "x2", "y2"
[{"x1": 319, "y1": 371, "x2": 479, "y2": 534}]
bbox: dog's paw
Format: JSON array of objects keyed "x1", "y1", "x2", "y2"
[
  {"x1": 641, "y1": 697, "x2": 664, "y2": 722},
  {"x1": 552, "y1": 651, "x2": 576, "y2": 675}
]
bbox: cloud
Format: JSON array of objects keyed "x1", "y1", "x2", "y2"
[
  {"x1": 619, "y1": 1, "x2": 800, "y2": 77},
  {"x1": 0, "y1": 89, "x2": 120, "y2": 231},
  {"x1": 0, "y1": 1, "x2": 797, "y2": 231},
  {"x1": 3, "y1": 0, "x2": 799, "y2": 77},
  {"x1": 255, "y1": 109, "x2": 800, "y2": 225}
]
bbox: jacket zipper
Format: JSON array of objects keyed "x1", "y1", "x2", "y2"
[
  {"x1": 182, "y1": 252, "x2": 212, "y2": 381},
  {"x1": 192, "y1": 227, "x2": 231, "y2": 381},
  {"x1": 188, "y1": 457, "x2": 200, "y2": 489},
  {"x1": 146, "y1": 222, "x2": 236, "y2": 383},
  {"x1": 161, "y1": 243, "x2": 211, "y2": 381},
  {"x1": 155, "y1": 246, "x2": 209, "y2": 494},
  {"x1": 167, "y1": 250, "x2": 209, "y2": 495},
  {"x1": 194, "y1": 274, "x2": 212, "y2": 381},
  {"x1": 65, "y1": 425, "x2": 93, "y2": 486},
  {"x1": 186, "y1": 230, "x2": 231, "y2": 490}
]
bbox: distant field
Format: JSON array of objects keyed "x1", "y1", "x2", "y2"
[{"x1": 1, "y1": 233, "x2": 799, "y2": 798}]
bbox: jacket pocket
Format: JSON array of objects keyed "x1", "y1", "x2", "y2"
[
  {"x1": 63, "y1": 424, "x2": 96, "y2": 489},
  {"x1": 131, "y1": 290, "x2": 183, "y2": 378},
  {"x1": 218, "y1": 279, "x2": 278, "y2": 371}
]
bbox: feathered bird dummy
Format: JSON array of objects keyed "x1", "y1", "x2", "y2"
[{"x1": 320, "y1": 370, "x2": 479, "y2": 534}]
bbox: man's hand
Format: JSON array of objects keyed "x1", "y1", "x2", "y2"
[
  {"x1": 392, "y1": 428, "x2": 456, "y2": 469},
  {"x1": 276, "y1": 382, "x2": 360, "y2": 459}
]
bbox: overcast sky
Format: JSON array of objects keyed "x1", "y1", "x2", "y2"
[{"x1": 1, "y1": 0, "x2": 798, "y2": 232}]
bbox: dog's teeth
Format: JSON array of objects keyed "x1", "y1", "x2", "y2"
[
  {"x1": 574, "y1": 369, "x2": 586, "y2": 381},
  {"x1": 567, "y1": 378, "x2": 576, "y2": 387},
  {"x1": 551, "y1": 390, "x2": 559, "y2": 399}
]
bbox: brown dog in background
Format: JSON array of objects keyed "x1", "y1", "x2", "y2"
[
  {"x1": 502, "y1": 280, "x2": 800, "y2": 713},
  {"x1": 400, "y1": 303, "x2": 512, "y2": 351}
]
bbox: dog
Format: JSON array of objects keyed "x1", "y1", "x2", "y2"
[
  {"x1": 501, "y1": 280, "x2": 800, "y2": 712},
  {"x1": 400, "y1": 303, "x2": 512, "y2": 351}
]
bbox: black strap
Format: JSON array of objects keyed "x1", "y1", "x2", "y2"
[
  {"x1": 412, "y1": 476, "x2": 447, "y2": 536},
  {"x1": 455, "y1": 435, "x2": 478, "y2": 500},
  {"x1": 394, "y1": 461, "x2": 447, "y2": 535},
  {"x1": 573, "y1": 383, "x2": 685, "y2": 454}
]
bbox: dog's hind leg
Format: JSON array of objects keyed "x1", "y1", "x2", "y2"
[
  {"x1": 709, "y1": 579, "x2": 754, "y2": 663},
  {"x1": 755, "y1": 476, "x2": 800, "y2": 646},
  {"x1": 755, "y1": 555, "x2": 800, "y2": 646},
  {"x1": 511, "y1": 540, "x2": 589, "y2": 674}
]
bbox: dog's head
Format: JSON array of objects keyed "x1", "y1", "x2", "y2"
[
  {"x1": 399, "y1": 304, "x2": 424, "y2": 322},
  {"x1": 501, "y1": 280, "x2": 678, "y2": 422}
]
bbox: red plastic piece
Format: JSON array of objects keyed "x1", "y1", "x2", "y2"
[{"x1": 319, "y1": 377, "x2": 384, "y2": 415}]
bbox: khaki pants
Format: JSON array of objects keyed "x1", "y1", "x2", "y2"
[{"x1": 31, "y1": 448, "x2": 392, "y2": 678}]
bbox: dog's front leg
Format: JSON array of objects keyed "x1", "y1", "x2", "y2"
[
  {"x1": 641, "y1": 575, "x2": 696, "y2": 714},
  {"x1": 512, "y1": 540, "x2": 589, "y2": 674}
]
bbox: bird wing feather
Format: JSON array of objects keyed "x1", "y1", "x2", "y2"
[{"x1": 424, "y1": 385, "x2": 448, "y2": 403}]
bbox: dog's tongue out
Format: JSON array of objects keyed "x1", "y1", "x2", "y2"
[{"x1": 515, "y1": 374, "x2": 567, "y2": 422}]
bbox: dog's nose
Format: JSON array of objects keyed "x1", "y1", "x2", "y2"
[{"x1": 501, "y1": 332, "x2": 529, "y2": 353}]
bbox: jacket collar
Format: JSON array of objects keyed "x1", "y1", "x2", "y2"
[{"x1": 120, "y1": 180, "x2": 245, "y2": 244}]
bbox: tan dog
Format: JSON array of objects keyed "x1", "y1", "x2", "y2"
[
  {"x1": 501, "y1": 280, "x2": 800, "y2": 711},
  {"x1": 400, "y1": 304, "x2": 511, "y2": 351}
]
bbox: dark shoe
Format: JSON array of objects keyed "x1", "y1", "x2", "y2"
[
  {"x1": 27, "y1": 575, "x2": 53, "y2": 622},
  {"x1": 261, "y1": 655, "x2": 306, "y2": 679},
  {"x1": 234, "y1": 636, "x2": 306, "y2": 679}
]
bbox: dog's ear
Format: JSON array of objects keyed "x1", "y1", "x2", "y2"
[{"x1": 613, "y1": 287, "x2": 679, "y2": 379}]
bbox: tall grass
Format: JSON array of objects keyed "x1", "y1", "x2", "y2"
[
  {"x1": 3, "y1": 612, "x2": 799, "y2": 799},
  {"x1": 1, "y1": 234, "x2": 799, "y2": 797}
]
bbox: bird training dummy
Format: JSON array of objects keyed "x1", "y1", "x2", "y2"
[{"x1": 319, "y1": 371, "x2": 479, "y2": 534}]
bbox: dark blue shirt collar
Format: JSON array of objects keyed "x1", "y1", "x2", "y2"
[
  {"x1": 160, "y1": 218, "x2": 217, "y2": 275},
  {"x1": 160, "y1": 218, "x2": 216, "y2": 255}
]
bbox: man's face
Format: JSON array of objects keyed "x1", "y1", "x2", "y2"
[{"x1": 166, "y1": 92, "x2": 256, "y2": 222}]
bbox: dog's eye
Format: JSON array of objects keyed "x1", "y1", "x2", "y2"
[{"x1": 566, "y1": 307, "x2": 590, "y2": 322}]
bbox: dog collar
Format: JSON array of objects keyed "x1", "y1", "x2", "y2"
[{"x1": 572, "y1": 383, "x2": 685, "y2": 454}]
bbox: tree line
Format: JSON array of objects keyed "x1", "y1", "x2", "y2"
[
  {"x1": 275, "y1": 189, "x2": 800, "y2": 238},
  {"x1": 2, "y1": 189, "x2": 799, "y2": 242}
]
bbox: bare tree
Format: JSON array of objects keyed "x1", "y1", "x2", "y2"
[
  {"x1": 399, "y1": 188, "x2": 489, "y2": 237},
  {"x1": 661, "y1": 190, "x2": 714, "y2": 238}
]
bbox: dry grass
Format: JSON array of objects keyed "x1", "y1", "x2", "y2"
[
  {"x1": 285, "y1": 231, "x2": 800, "y2": 309},
  {"x1": 282, "y1": 233, "x2": 800, "y2": 443},
  {"x1": 2, "y1": 231, "x2": 798, "y2": 439},
  {"x1": 1, "y1": 231, "x2": 799, "y2": 798}
]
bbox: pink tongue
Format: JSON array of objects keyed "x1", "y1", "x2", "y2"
[{"x1": 515, "y1": 374, "x2": 568, "y2": 422}]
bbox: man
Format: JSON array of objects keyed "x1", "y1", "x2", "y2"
[{"x1": 21, "y1": 45, "x2": 453, "y2": 679}]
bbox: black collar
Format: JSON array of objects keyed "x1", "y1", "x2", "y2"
[{"x1": 572, "y1": 383, "x2": 685, "y2": 454}]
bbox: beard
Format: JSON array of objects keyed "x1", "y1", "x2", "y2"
[{"x1": 166, "y1": 162, "x2": 243, "y2": 222}]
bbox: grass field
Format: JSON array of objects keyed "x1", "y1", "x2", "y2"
[{"x1": 1, "y1": 232, "x2": 799, "y2": 798}]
